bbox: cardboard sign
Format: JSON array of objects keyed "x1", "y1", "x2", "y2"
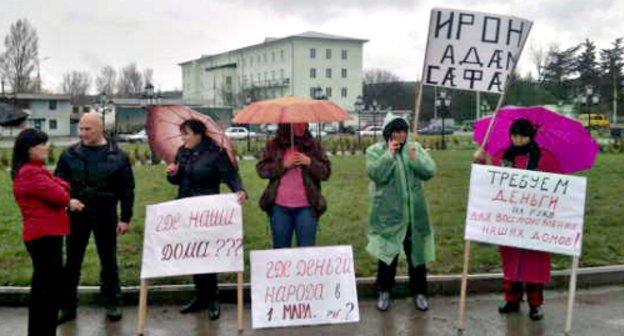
[
  {"x1": 423, "y1": 8, "x2": 533, "y2": 93},
  {"x1": 250, "y1": 246, "x2": 359, "y2": 329},
  {"x1": 140, "y1": 194, "x2": 244, "y2": 279},
  {"x1": 465, "y1": 164, "x2": 587, "y2": 256}
]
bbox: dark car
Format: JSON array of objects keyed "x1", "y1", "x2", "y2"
[{"x1": 418, "y1": 125, "x2": 454, "y2": 135}]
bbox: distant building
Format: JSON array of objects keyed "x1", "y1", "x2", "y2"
[
  {"x1": 0, "y1": 93, "x2": 72, "y2": 136},
  {"x1": 179, "y1": 31, "x2": 368, "y2": 111}
]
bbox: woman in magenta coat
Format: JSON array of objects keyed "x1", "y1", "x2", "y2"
[
  {"x1": 12, "y1": 129, "x2": 84, "y2": 336},
  {"x1": 475, "y1": 119, "x2": 562, "y2": 321}
]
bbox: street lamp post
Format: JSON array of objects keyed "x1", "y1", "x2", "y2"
[
  {"x1": 435, "y1": 89, "x2": 452, "y2": 150},
  {"x1": 354, "y1": 95, "x2": 364, "y2": 145},
  {"x1": 575, "y1": 85, "x2": 599, "y2": 131},
  {"x1": 371, "y1": 100, "x2": 379, "y2": 142},
  {"x1": 97, "y1": 92, "x2": 114, "y2": 135}
]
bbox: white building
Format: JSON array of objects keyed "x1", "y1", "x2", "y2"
[
  {"x1": 179, "y1": 31, "x2": 368, "y2": 111},
  {"x1": 0, "y1": 94, "x2": 72, "y2": 137}
]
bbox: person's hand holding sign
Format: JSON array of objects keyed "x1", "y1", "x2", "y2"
[{"x1": 409, "y1": 144, "x2": 418, "y2": 160}]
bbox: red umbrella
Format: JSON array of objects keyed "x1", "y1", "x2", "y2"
[
  {"x1": 232, "y1": 96, "x2": 352, "y2": 124},
  {"x1": 146, "y1": 105, "x2": 237, "y2": 167}
]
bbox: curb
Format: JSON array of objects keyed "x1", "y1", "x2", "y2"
[{"x1": 1, "y1": 265, "x2": 623, "y2": 306}]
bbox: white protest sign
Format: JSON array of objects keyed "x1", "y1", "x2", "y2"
[
  {"x1": 465, "y1": 164, "x2": 587, "y2": 256},
  {"x1": 140, "y1": 194, "x2": 244, "y2": 279},
  {"x1": 423, "y1": 8, "x2": 533, "y2": 93},
  {"x1": 250, "y1": 246, "x2": 359, "y2": 329}
]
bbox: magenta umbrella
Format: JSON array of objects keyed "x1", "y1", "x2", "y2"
[{"x1": 474, "y1": 106, "x2": 600, "y2": 174}]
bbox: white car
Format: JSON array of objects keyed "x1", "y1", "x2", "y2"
[
  {"x1": 119, "y1": 129, "x2": 148, "y2": 143},
  {"x1": 225, "y1": 127, "x2": 257, "y2": 140},
  {"x1": 357, "y1": 126, "x2": 384, "y2": 137}
]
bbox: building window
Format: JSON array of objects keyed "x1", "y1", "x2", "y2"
[
  {"x1": 280, "y1": 49, "x2": 285, "y2": 60},
  {"x1": 83, "y1": 106, "x2": 90, "y2": 113},
  {"x1": 342, "y1": 68, "x2": 347, "y2": 78},
  {"x1": 250, "y1": 57, "x2": 253, "y2": 66},
  {"x1": 310, "y1": 68, "x2": 317, "y2": 79},
  {"x1": 263, "y1": 53, "x2": 267, "y2": 64},
  {"x1": 342, "y1": 49, "x2": 348, "y2": 60},
  {"x1": 341, "y1": 88, "x2": 348, "y2": 98},
  {"x1": 310, "y1": 48, "x2": 316, "y2": 59},
  {"x1": 326, "y1": 87, "x2": 332, "y2": 98},
  {"x1": 326, "y1": 48, "x2": 332, "y2": 59},
  {"x1": 326, "y1": 68, "x2": 332, "y2": 78},
  {"x1": 72, "y1": 106, "x2": 79, "y2": 113},
  {"x1": 272, "y1": 52, "x2": 275, "y2": 62},
  {"x1": 310, "y1": 87, "x2": 317, "y2": 98},
  {"x1": 49, "y1": 119, "x2": 57, "y2": 130},
  {"x1": 226, "y1": 76, "x2": 232, "y2": 86},
  {"x1": 271, "y1": 70, "x2": 275, "y2": 80},
  {"x1": 49, "y1": 100, "x2": 57, "y2": 110},
  {"x1": 257, "y1": 73, "x2": 261, "y2": 81},
  {"x1": 264, "y1": 72, "x2": 267, "y2": 80},
  {"x1": 280, "y1": 69, "x2": 284, "y2": 79},
  {"x1": 257, "y1": 55, "x2": 261, "y2": 64}
]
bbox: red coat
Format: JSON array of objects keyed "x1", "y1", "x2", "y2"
[
  {"x1": 13, "y1": 161, "x2": 70, "y2": 242},
  {"x1": 493, "y1": 148, "x2": 561, "y2": 284}
]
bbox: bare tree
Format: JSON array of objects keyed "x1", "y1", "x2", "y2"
[
  {"x1": 142, "y1": 68, "x2": 153, "y2": 86},
  {"x1": 95, "y1": 65, "x2": 117, "y2": 96},
  {"x1": 363, "y1": 68, "x2": 400, "y2": 84},
  {"x1": 117, "y1": 63, "x2": 143, "y2": 97},
  {"x1": 0, "y1": 18, "x2": 39, "y2": 93},
  {"x1": 60, "y1": 71, "x2": 91, "y2": 102}
]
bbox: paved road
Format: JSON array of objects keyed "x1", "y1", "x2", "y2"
[{"x1": 1, "y1": 286, "x2": 623, "y2": 335}]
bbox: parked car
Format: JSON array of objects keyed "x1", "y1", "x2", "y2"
[
  {"x1": 418, "y1": 125, "x2": 455, "y2": 135},
  {"x1": 225, "y1": 127, "x2": 257, "y2": 140},
  {"x1": 357, "y1": 125, "x2": 384, "y2": 137},
  {"x1": 118, "y1": 129, "x2": 148, "y2": 143},
  {"x1": 578, "y1": 113, "x2": 610, "y2": 128},
  {"x1": 323, "y1": 124, "x2": 339, "y2": 134}
]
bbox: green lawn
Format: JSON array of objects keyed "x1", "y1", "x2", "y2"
[{"x1": 1, "y1": 150, "x2": 623, "y2": 286}]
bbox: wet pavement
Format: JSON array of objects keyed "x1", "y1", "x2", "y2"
[{"x1": 1, "y1": 286, "x2": 623, "y2": 336}]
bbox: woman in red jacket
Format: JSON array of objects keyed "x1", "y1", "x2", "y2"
[
  {"x1": 475, "y1": 119, "x2": 561, "y2": 321},
  {"x1": 12, "y1": 129, "x2": 83, "y2": 336}
]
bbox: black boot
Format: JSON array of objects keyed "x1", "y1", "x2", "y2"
[
  {"x1": 207, "y1": 299, "x2": 221, "y2": 320},
  {"x1": 498, "y1": 301, "x2": 520, "y2": 314},
  {"x1": 180, "y1": 298, "x2": 208, "y2": 314},
  {"x1": 57, "y1": 307, "x2": 77, "y2": 325},
  {"x1": 529, "y1": 305, "x2": 544, "y2": 321},
  {"x1": 376, "y1": 291, "x2": 391, "y2": 311},
  {"x1": 104, "y1": 296, "x2": 122, "y2": 322}
]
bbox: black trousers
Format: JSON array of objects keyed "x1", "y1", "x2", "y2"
[
  {"x1": 26, "y1": 235, "x2": 63, "y2": 336},
  {"x1": 376, "y1": 228, "x2": 428, "y2": 295},
  {"x1": 61, "y1": 214, "x2": 120, "y2": 308},
  {"x1": 194, "y1": 273, "x2": 219, "y2": 301}
]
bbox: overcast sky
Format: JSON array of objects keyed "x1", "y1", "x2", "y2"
[{"x1": 1, "y1": 0, "x2": 621, "y2": 93}]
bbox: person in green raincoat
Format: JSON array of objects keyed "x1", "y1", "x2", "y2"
[{"x1": 366, "y1": 112, "x2": 436, "y2": 312}]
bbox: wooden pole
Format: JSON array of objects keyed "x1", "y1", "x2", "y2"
[
  {"x1": 237, "y1": 272, "x2": 244, "y2": 333},
  {"x1": 564, "y1": 256, "x2": 580, "y2": 334},
  {"x1": 137, "y1": 279, "x2": 149, "y2": 336},
  {"x1": 413, "y1": 79, "x2": 425, "y2": 135},
  {"x1": 457, "y1": 240, "x2": 472, "y2": 332}
]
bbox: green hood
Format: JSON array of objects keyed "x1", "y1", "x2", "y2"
[{"x1": 382, "y1": 112, "x2": 411, "y2": 141}]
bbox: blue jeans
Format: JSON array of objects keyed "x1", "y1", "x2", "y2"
[{"x1": 270, "y1": 205, "x2": 318, "y2": 248}]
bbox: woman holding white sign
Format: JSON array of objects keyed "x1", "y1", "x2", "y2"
[
  {"x1": 166, "y1": 119, "x2": 247, "y2": 320},
  {"x1": 366, "y1": 113, "x2": 437, "y2": 312},
  {"x1": 474, "y1": 119, "x2": 562, "y2": 321}
]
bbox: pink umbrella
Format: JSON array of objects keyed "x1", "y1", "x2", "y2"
[
  {"x1": 146, "y1": 105, "x2": 237, "y2": 167},
  {"x1": 474, "y1": 106, "x2": 600, "y2": 174}
]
